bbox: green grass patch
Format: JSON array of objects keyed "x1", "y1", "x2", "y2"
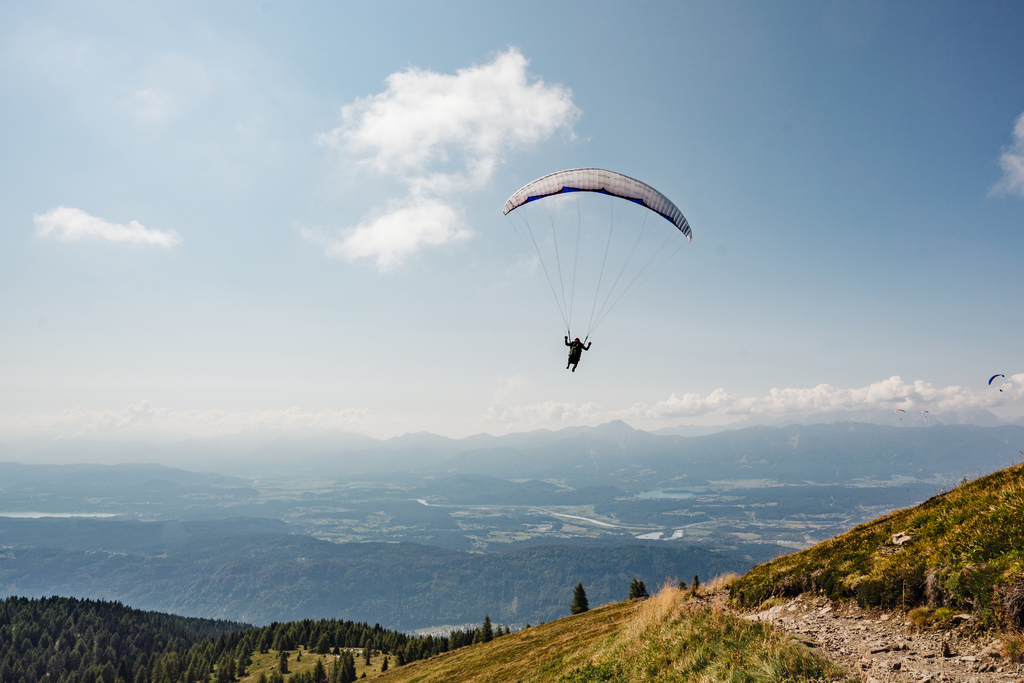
[
  {"x1": 238, "y1": 647, "x2": 389, "y2": 683},
  {"x1": 730, "y1": 462, "x2": 1024, "y2": 626},
  {"x1": 372, "y1": 585, "x2": 843, "y2": 682}
]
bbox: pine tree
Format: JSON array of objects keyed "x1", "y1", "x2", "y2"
[
  {"x1": 678, "y1": 578, "x2": 687, "y2": 591},
  {"x1": 692, "y1": 575, "x2": 700, "y2": 592},
  {"x1": 481, "y1": 615, "x2": 493, "y2": 643},
  {"x1": 278, "y1": 651, "x2": 288, "y2": 675},
  {"x1": 629, "y1": 576, "x2": 649, "y2": 600},
  {"x1": 312, "y1": 660, "x2": 326, "y2": 683},
  {"x1": 336, "y1": 653, "x2": 355, "y2": 683},
  {"x1": 570, "y1": 582, "x2": 589, "y2": 614},
  {"x1": 361, "y1": 645, "x2": 370, "y2": 666},
  {"x1": 380, "y1": 657, "x2": 388, "y2": 673}
]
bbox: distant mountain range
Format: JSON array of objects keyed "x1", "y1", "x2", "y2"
[{"x1": 3, "y1": 421, "x2": 1023, "y2": 487}]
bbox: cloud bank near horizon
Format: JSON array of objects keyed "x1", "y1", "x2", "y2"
[
  {"x1": 34, "y1": 206, "x2": 181, "y2": 247},
  {"x1": 484, "y1": 375, "x2": 1024, "y2": 430},
  {"x1": 0, "y1": 401, "x2": 369, "y2": 440},
  {"x1": 310, "y1": 48, "x2": 579, "y2": 270},
  {"x1": 3, "y1": 376, "x2": 1021, "y2": 441}
]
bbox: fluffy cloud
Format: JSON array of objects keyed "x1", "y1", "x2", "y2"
[
  {"x1": 483, "y1": 400, "x2": 603, "y2": 429},
  {"x1": 482, "y1": 375, "x2": 1024, "y2": 430},
  {"x1": 301, "y1": 196, "x2": 469, "y2": 270},
  {"x1": 34, "y1": 206, "x2": 181, "y2": 247},
  {"x1": 992, "y1": 112, "x2": 1024, "y2": 197},
  {"x1": 1, "y1": 400, "x2": 369, "y2": 439},
  {"x1": 312, "y1": 49, "x2": 579, "y2": 269},
  {"x1": 628, "y1": 375, "x2": 1024, "y2": 420}
]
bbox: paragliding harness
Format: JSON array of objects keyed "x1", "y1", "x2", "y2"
[{"x1": 565, "y1": 335, "x2": 591, "y2": 372}]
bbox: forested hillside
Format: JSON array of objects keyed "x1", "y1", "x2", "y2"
[
  {"x1": 0, "y1": 596, "x2": 504, "y2": 683},
  {"x1": 0, "y1": 596, "x2": 244, "y2": 683}
]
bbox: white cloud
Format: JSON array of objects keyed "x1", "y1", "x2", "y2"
[
  {"x1": 34, "y1": 206, "x2": 181, "y2": 247},
  {"x1": 482, "y1": 375, "x2": 1024, "y2": 430},
  {"x1": 483, "y1": 400, "x2": 603, "y2": 429},
  {"x1": 301, "y1": 196, "x2": 469, "y2": 270},
  {"x1": 2, "y1": 400, "x2": 369, "y2": 439},
  {"x1": 992, "y1": 112, "x2": 1024, "y2": 197},
  {"x1": 311, "y1": 48, "x2": 579, "y2": 269},
  {"x1": 628, "y1": 375, "x2": 1024, "y2": 420}
]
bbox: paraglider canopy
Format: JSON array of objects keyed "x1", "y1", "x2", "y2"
[
  {"x1": 504, "y1": 168, "x2": 691, "y2": 241},
  {"x1": 989, "y1": 374, "x2": 1005, "y2": 385}
]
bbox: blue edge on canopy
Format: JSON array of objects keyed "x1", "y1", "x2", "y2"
[{"x1": 525, "y1": 187, "x2": 683, "y2": 231}]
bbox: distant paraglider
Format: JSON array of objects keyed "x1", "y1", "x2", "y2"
[
  {"x1": 895, "y1": 408, "x2": 905, "y2": 421},
  {"x1": 990, "y1": 374, "x2": 1006, "y2": 392},
  {"x1": 921, "y1": 410, "x2": 929, "y2": 419}
]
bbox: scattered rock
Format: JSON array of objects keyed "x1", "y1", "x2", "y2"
[
  {"x1": 979, "y1": 642, "x2": 1003, "y2": 659},
  {"x1": 950, "y1": 613, "x2": 974, "y2": 625},
  {"x1": 893, "y1": 532, "x2": 913, "y2": 545}
]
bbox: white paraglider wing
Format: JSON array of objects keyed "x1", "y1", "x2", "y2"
[{"x1": 503, "y1": 168, "x2": 691, "y2": 242}]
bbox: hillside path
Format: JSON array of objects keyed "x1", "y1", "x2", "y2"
[{"x1": 740, "y1": 593, "x2": 1023, "y2": 683}]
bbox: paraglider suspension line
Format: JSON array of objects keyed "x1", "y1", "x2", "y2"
[
  {"x1": 585, "y1": 199, "x2": 618, "y2": 339},
  {"x1": 590, "y1": 227, "x2": 684, "y2": 335},
  {"x1": 507, "y1": 213, "x2": 571, "y2": 335},
  {"x1": 587, "y1": 208, "x2": 649, "y2": 335}
]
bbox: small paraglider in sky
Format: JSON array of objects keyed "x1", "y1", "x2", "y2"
[
  {"x1": 921, "y1": 410, "x2": 929, "y2": 419},
  {"x1": 895, "y1": 408, "x2": 905, "y2": 421},
  {"x1": 990, "y1": 374, "x2": 1006, "y2": 392}
]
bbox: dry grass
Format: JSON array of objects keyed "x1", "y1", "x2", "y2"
[
  {"x1": 371, "y1": 583, "x2": 844, "y2": 683},
  {"x1": 697, "y1": 573, "x2": 740, "y2": 596},
  {"x1": 370, "y1": 600, "x2": 633, "y2": 683},
  {"x1": 1002, "y1": 634, "x2": 1024, "y2": 663},
  {"x1": 237, "y1": 647, "x2": 389, "y2": 683}
]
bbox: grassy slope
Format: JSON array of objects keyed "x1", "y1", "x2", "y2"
[
  {"x1": 731, "y1": 461, "x2": 1024, "y2": 623},
  {"x1": 239, "y1": 647, "x2": 390, "y2": 683},
  {"x1": 372, "y1": 585, "x2": 842, "y2": 683}
]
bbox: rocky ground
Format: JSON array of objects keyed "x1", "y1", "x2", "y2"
[{"x1": 741, "y1": 593, "x2": 1022, "y2": 683}]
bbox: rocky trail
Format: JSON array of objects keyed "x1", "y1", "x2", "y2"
[{"x1": 742, "y1": 593, "x2": 1022, "y2": 683}]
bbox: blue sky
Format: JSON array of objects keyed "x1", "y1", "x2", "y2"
[{"x1": 2, "y1": 0, "x2": 1023, "y2": 440}]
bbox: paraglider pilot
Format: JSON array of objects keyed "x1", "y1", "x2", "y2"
[{"x1": 565, "y1": 336, "x2": 591, "y2": 372}]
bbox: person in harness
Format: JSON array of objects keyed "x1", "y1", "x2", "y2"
[{"x1": 564, "y1": 336, "x2": 591, "y2": 372}]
